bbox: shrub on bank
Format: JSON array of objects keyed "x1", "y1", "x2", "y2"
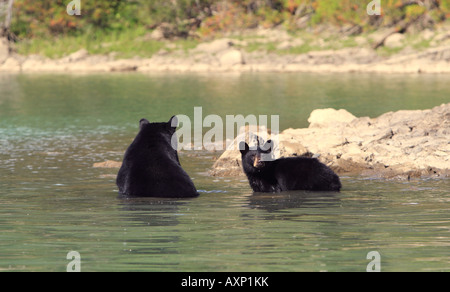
[{"x1": 9, "y1": 0, "x2": 450, "y2": 40}]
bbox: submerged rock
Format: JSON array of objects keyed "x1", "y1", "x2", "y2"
[
  {"x1": 210, "y1": 103, "x2": 450, "y2": 179},
  {"x1": 93, "y1": 160, "x2": 122, "y2": 168}
]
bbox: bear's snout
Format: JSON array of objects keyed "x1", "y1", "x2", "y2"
[{"x1": 253, "y1": 155, "x2": 264, "y2": 168}]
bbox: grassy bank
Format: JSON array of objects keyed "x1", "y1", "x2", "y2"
[
  {"x1": 12, "y1": 22, "x2": 449, "y2": 60},
  {"x1": 15, "y1": 27, "x2": 163, "y2": 59},
  {"x1": 6, "y1": 0, "x2": 450, "y2": 59},
  {"x1": 14, "y1": 26, "x2": 201, "y2": 59}
]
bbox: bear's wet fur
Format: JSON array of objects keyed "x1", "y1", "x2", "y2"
[
  {"x1": 240, "y1": 139, "x2": 341, "y2": 192},
  {"x1": 116, "y1": 116, "x2": 199, "y2": 198}
]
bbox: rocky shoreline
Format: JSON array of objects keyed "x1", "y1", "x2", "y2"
[
  {"x1": 211, "y1": 103, "x2": 450, "y2": 180},
  {"x1": 94, "y1": 103, "x2": 450, "y2": 180},
  {"x1": 1, "y1": 26, "x2": 450, "y2": 74}
]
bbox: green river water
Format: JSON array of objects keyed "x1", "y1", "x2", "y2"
[{"x1": 0, "y1": 72, "x2": 449, "y2": 271}]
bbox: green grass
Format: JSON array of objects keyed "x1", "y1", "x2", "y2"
[
  {"x1": 238, "y1": 31, "x2": 364, "y2": 56},
  {"x1": 374, "y1": 33, "x2": 435, "y2": 57},
  {"x1": 14, "y1": 26, "x2": 191, "y2": 59},
  {"x1": 173, "y1": 39, "x2": 200, "y2": 54},
  {"x1": 281, "y1": 43, "x2": 319, "y2": 54},
  {"x1": 376, "y1": 45, "x2": 404, "y2": 57},
  {"x1": 13, "y1": 24, "x2": 437, "y2": 61},
  {"x1": 410, "y1": 36, "x2": 433, "y2": 51}
]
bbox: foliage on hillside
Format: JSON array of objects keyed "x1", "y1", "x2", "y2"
[{"x1": 10, "y1": 0, "x2": 450, "y2": 39}]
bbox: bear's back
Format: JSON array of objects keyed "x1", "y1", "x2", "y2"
[
  {"x1": 116, "y1": 118, "x2": 199, "y2": 198},
  {"x1": 118, "y1": 152, "x2": 198, "y2": 197},
  {"x1": 274, "y1": 157, "x2": 341, "y2": 192}
]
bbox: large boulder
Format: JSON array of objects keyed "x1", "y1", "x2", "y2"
[
  {"x1": 210, "y1": 103, "x2": 450, "y2": 179},
  {"x1": 308, "y1": 108, "x2": 357, "y2": 128},
  {"x1": 218, "y1": 49, "x2": 245, "y2": 66}
]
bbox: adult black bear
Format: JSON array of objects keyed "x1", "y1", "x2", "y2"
[
  {"x1": 240, "y1": 139, "x2": 341, "y2": 192},
  {"x1": 116, "y1": 116, "x2": 199, "y2": 198}
]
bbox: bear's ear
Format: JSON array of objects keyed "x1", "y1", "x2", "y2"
[
  {"x1": 139, "y1": 118, "x2": 149, "y2": 129},
  {"x1": 239, "y1": 141, "x2": 249, "y2": 155},
  {"x1": 260, "y1": 139, "x2": 273, "y2": 153},
  {"x1": 168, "y1": 115, "x2": 178, "y2": 128}
]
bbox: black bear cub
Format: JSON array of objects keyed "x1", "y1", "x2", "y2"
[
  {"x1": 240, "y1": 139, "x2": 341, "y2": 192},
  {"x1": 116, "y1": 116, "x2": 199, "y2": 198}
]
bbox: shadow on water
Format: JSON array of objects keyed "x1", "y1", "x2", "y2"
[
  {"x1": 114, "y1": 181, "x2": 230, "y2": 226},
  {"x1": 245, "y1": 190, "x2": 341, "y2": 220},
  {"x1": 117, "y1": 196, "x2": 194, "y2": 227},
  {"x1": 247, "y1": 191, "x2": 341, "y2": 211}
]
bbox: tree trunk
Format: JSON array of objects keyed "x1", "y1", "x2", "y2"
[{"x1": 1, "y1": 0, "x2": 13, "y2": 38}]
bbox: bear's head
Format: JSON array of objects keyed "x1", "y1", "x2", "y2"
[
  {"x1": 239, "y1": 139, "x2": 273, "y2": 174},
  {"x1": 133, "y1": 115, "x2": 179, "y2": 152}
]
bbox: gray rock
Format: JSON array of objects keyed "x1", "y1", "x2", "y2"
[
  {"x1": 218, "y1": 49, "x2": 245, "y2": 66},
  {"x1": 193, "y1": 38, "x2": 234, "y2": 55},
  {"x1": 210, "y1": 103, "x2": 450, "y2": 179},
  {"x1": 384, "y1": 33, "x2": 405, "y2": 48},
  {"x1": 308, "y1": 108, "x2": 357, "y2": 128}
]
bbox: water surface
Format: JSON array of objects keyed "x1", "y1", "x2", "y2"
[{"x1": 0, "y1": 72, "x2": 449, "y2": 271}]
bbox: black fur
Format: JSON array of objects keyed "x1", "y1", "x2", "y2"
[
  {"x1": 240, "y1": 140, "x2": 341, "y2": 192},
  {"x1": 116, "y1": 116, "x2": 199, "y2": 198}
]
